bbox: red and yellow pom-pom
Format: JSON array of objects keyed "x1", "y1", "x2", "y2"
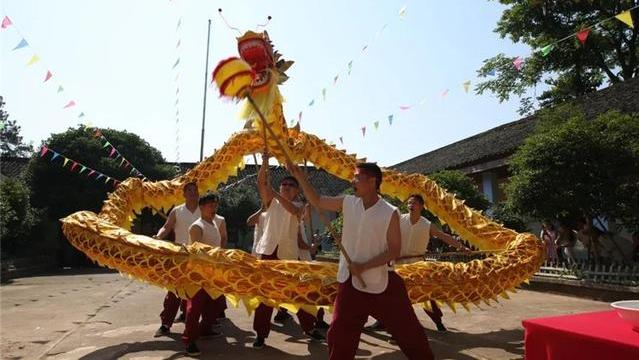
[{"x1": 212, "y1": 57, "x2": 255, "y2": 99}]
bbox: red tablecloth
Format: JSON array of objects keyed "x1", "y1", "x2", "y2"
[{"x1": 523, "y1": 310, "x2": 639, "y2": 360}]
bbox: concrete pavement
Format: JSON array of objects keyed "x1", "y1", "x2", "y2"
[{"x1": 1, "y1": 269, "x2": 610, "y2": 359}]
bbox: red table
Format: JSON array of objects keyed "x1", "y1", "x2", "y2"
[{"x1": 523, "y1": 310, "x2": 639, "y2": 360}]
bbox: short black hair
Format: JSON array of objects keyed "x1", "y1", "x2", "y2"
[
  {"x1": 183, "y1": 182, "x2": 198, "y2": 191},
  {"x1": 408, "y1": 194, "x2": 424, "y2": 205},
  {"x1": 199, "y1": 192, "x2": 219, "y2": 205},
  {"x1": 280, "y1": 175, "x2": 299, "y2": 187},
  {"x1": 356, "y1": 162, "x2": 383, "y2": 190}
]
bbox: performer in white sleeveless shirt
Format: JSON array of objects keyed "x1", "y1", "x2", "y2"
[
  {"x1": 287, "y1": 160, "x2": 434, "y2": 360},
  {"x1": 368, "y1": 194, "x2": 469, "y2": 334},
  {"x1": 251, "y1": 152, "x2": 324, "y2": 349},
  {"x1": 182, "y1": 193, "x2": 226, "y2": 356},
  {"x1": 152, "y1": 182, "x2": 200, "y2": 338}
]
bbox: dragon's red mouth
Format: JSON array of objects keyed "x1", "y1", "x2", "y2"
[{"x1": 238, "y1": 37, "x2": 273, "y2": 73}]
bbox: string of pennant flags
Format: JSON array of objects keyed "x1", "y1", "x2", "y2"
[
  {"x1": 1, "y1": 15, "x2": 82, "y2": 115},
  {"x1": 1, "y1": 15, "x2": 150, "y2": 179},
  {"x1": 290, "y1": 4, "x2": 636, "y2": 145},
  {"x1": 91, "y1": 128, "x2": 147, "y2": 180},
  {"x1": 292, "y1": 4, "x2": 408, "y2": 128},
  {"x1": 38, "y1": 145, "x2": 122, "y2": 188},
  {"x1": 3, "y1": 2, "x2": 636, "y2": 154}
]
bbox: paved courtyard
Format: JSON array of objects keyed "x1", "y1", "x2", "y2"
[{"x1": 1, "y1": 270, "x2": 610, "y2": 359}]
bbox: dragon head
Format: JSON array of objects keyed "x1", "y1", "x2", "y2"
[{"x1": 236, "y1": 30, "x2": 293, "y2": 93}]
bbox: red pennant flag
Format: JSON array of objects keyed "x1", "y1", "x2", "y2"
[
  {"x1": 399, "y1": 105, "x2": 411, "y2": 111},
  {"x1": 88, "y1": 170, "x2": 96, "y2": 177},
  {"x1": 40, "y1": 146, "x2": 49, "y2": 157},
  {"x1": 93, "y1": 129, "x2": 102, "y2": 138},
  {"x1": 124, "y1": 160, "x2": 130, "y2": 168},
  {"x1": 70, "y1": 161, "x2": 78, "y2": 172},
  {"x1": 109, "y1": 147, "x2": 117, "y2": 157},
  {"x1": 1, "y1": 16, "x2": 12, "y2": 29},
  {"x1": 44, "y1": 71, "x2": 53, "y2": 82},
  {"x1": 63, "y1": 100, "x2": 76, "y2": 109},
  {"x1": 576, "y1": 28, "x2": 590, "y2": 45}
]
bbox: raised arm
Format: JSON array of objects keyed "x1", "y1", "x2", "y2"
[
  {"x1": 272, "y1": 191, "x2": 302, "y2": 218},
  {"x1": 153, "y1": 208, "x2": 177, "y2": 240},
  {"x1": 257, "y1": 153, "x2": 274, "y2": 207},
  {"x1": 285, "y1": 159, "x2": 344, "y2": 212},
  {"x1": 431, "y1": 227, "x2": 470, "y2": 252},
  {"x1": 246, "y1": 206, "x2": 264, "y2": 226}
]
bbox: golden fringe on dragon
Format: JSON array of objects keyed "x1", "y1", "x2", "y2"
[{"x1": 61, "y1": 30, "x2": 544, "y2": 316}]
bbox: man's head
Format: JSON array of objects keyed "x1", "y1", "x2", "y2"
[
  {"x1": 352, "y1": 162, "x2": 382, "y2": 197},
  {"x1": 183, "y1": 182, "x2": 199, "y2": 204},
  {"x1": 198, "y1": 192, "x2": 219, "y2": 218},
  {"x1": 279, "y1": 175, "x2": 300, "y2": 201},
  {"x1": 407, "y1": 194, "x2": 424, "y2": 214}
]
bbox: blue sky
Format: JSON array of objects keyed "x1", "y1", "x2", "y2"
[{"x1": 1, "y1": 0, "x2": 532, "y2": 167}]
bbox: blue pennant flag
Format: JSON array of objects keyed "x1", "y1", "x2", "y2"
[
  {"x1": 51, "y1": 152, "x2": 60, "y2": 161},
  {"x1": 388, "y1": 115, "x2": 394, "y2": 125},
  {"x1": 12, "y1": 38, "x2": 28, "y2": 51}
]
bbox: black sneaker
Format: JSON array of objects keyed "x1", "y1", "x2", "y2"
[
  {"x1": 200, "y1": 330, "x2": 223, "y2": 339},
  {"x1": 176, "y1": 312, "x2": 186, "y2": 323},
  {"x1": 364, "y1": 320, "x2": 385, "y2": 331},
  {"x1": 154, "y1": 325, "x2": 170, "y2": 337},
  {"x1": 273, "y1": 310, "x2": 292, "y2": 324},
  {"x1": 315, "y1": 320, "x2": 330, "y2": 330},
  {"x1": 253, "y1": 336, "x2": 265, "y2": 349},
  {"x1": 305, "y1": 329, "x2": 326, "y2": 342},
  {"x1": 185, "y1": 342, "x2": 201, "y2": 356},
  {"x1": 436, "y1": 322, "x2": 448, "y2": 332}
]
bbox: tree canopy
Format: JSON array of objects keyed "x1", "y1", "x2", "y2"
[{"x1": 477, "y1": 1, "x2": 638, "y2": 115}]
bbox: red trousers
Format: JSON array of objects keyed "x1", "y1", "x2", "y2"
[
  {"x1": 327, "y1": 272, "x2": 434, "y2": 360},
  {"x1": 182, "y1": 289, "x2": 225, "y2": 344},
  {"x1": 159, "y1": 291, "x2": 186, "y2": 328},
  {"x1": 253, "y1": 249, "x2": 316, "y2": 338}
]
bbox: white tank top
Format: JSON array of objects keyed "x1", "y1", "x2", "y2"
[
  {"x1": 399, "y1": 214, "x2": 431, "y2": 260},
  {"x1": 174, "y1": 204, "x2": 201, "y2": 245},
  {"x1": 189, "y1": 218, "x2": 221, "y2": 247},
  {"x1": 252, "y1": 213, "x2": 266, "y2": 255},
  {"x1": 338, "y1": 195, "x2": 397, "y2": 294},
  {"x1": 254, "y1": 198, "x2": 300, "y2": 260},
  {"x1": 213, "y1": 214, "x2": 225, "y2": 229}
]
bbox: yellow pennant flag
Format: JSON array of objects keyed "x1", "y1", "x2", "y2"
[
  {"x1": 463, "y1": 80, "x2": 471, "y2": 93},
  {"x1": 26, "y1": 54, "x2": 40, "y2": 66},
  {"x1": 615, "y1": 10, "x2": 634, "y2": 28}
]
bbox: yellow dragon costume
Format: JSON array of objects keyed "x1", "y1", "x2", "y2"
[{"x1": 61, "y1": 30, "x2": 544, "y2": 316}]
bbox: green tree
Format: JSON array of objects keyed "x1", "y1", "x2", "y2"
[
  {"x1": 429, "y1": 170, "x2": 491, "y2": 211},
  {"x1": 1, "y1": 96, "x2": 33, "y2": 157},
  {"x1": 217, "y1": 183, "x2": 260, "y2": 249},
  {"x1": 0, "y1": 178, "x2": 42, "y2": 255},
  {"x1": 476, "y1": 1, "x2": 639, "y2": 115},
  {"x1": 27, "y1": 126, "x2": 175, "y2": 220},
  {"x1": 26, "y1": 126, "x2": 175, "y2": 264},
  {"x1": 505, "y1": 104, "x2": 639, "y2": 230}
]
